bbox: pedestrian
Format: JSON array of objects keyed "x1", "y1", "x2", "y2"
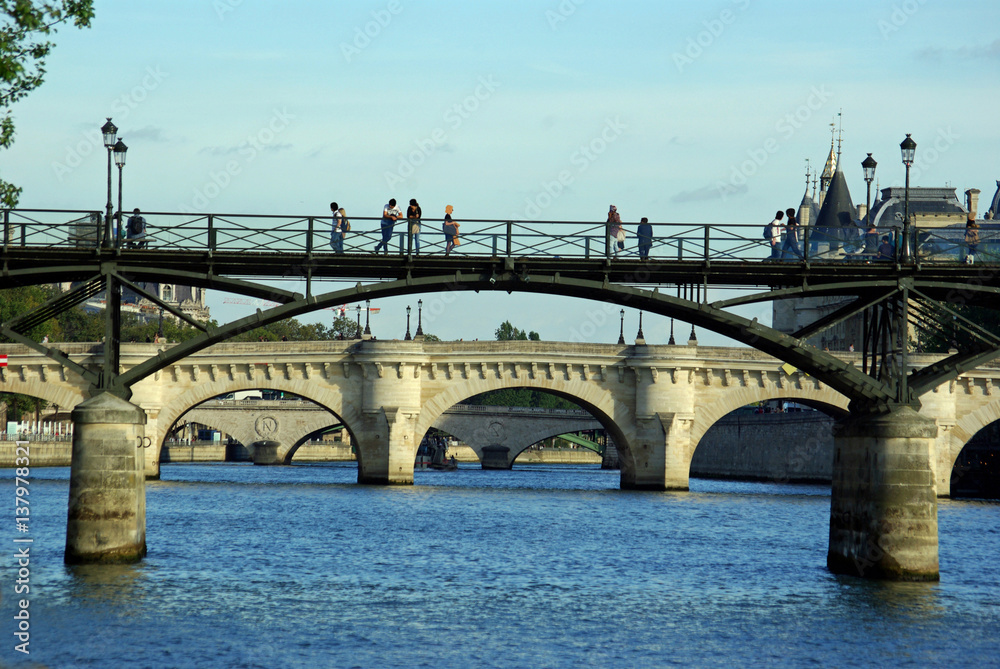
[
  {"x1": 864, "y1": 223, "x2": 879, "y2": 254},
  {"x1": 607, "y1": 205, "x2": 623, "y2": 257},
  {"x1": 126, "y1": 208, "x2": 147, "y2": 249},
  {"x1": 374, "y1": 198, "x2": 401, "y2": 254},
  {"x1": 876, "y1": 235, "x2": 894, "y2": 261},
  {"x1": 965, "y1": 214, "x2": 979, "y2": 264},
  {"x1": 330, "y1": 202, "x2": 344, "y2": 253},
  {"x1": 443, "y1": 205, "x2": 459, "y2": 255},
  {"x1": 407, "y1": 198, "x2": 422, "y2": 255},
  {"x1": 781, "y1": 208, "x2": 800, "y2": 260},
  {"x1": 637, "y1": 217, "x2": 653, "y2": 260},
  {"x1": 766, "y1": 210, "x2": 784, "y2": 260}
]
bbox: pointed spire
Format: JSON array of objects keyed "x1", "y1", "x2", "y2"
[
  {"x1": 835, "y1": 110, "x2": 844, "y2": 163},
  {"x1": 820, "y1": 122, "x2": 837, "y2": 194}
]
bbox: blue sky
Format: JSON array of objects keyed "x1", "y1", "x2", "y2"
[{"x1": 6, "y1": 0, "x2": 1000, "y2": 343}]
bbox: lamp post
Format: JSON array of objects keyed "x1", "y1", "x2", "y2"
[
  {"x1": 900, "y1": 134, "x2": 916, "y2": 262},
  {"x1": 404, "y1": 305, "x2": 412, "y2": 340},
  {"x1": 113, "y1": 139, "x2": 128, "y2": 246},
  {"x1": 101, "y1": 118, "x2": 118, "y2": 247},
  {"x1": 364, "y1": 299, "x2": 371, "y2": 336},
  {"x1": 636, "y1": 311, "x2": 645, "y2": 342},
  {"x1": 355, "y1": 305, "x2": 362, "y2": 339},
  {"x1": 862, "y1": 153, "x2": 877, "y2": 232},
  {"x1": 617, "y1": 309, "x2": 625, "y2": 345},
  {"x1": 415, "y1": 299, "x2": 424, "y2": 338}
]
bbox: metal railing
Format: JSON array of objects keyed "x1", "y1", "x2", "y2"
[{"x1": 3, "y1": 208, "x2": 995, "y2": 264}]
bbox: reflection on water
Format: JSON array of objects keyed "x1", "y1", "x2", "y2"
[{"x1": 1, "y1": 463, "x2": 997, "y2": 668}]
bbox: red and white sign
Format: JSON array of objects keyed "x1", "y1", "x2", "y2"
[{"x1": 0, "y1": 355, "x2": 7, "y2": 368}]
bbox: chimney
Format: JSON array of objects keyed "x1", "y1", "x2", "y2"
[
  {"x1": 966, "y1": 188, "x2": 981, "y2": 218},
  {"x1": 856, "y1": 204, "x2": 868, "y2": 223}
]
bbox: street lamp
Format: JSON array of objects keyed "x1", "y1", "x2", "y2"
[
  {"x1": 636, "y1": 311, "x2": 645, "y2": 342},
  {"x1": 617, "y1": 309, "x2": 625, "y2": 345},
  {"x1": 900, "y1": 133, "x2": 916, "y2": 262},
  {"x1": 862, "y1": 153, "x2": 877, "y2": 232},
  {"x1": 355, "y1": 305, "x2": 362, "y2": 339},
  {"x1": 415, "y1": 299, "x2": 424, "y2": 338},
  {"x1": 404, "y1": 305, "x2": 412, "y2": 340},
  {"x1": 113, "y1": 139, "x2": 128, "y2": 246},
  {"x1": 364, "y1": 299, "x2": 371, "y2": 336},
  {"x1": 101, "y1": 118, "x2": 118, "y2": 247}
]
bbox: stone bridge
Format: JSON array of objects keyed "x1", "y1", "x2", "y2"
[
  {"x1": 1, "y1": 340, "x2": 997, "y2": 496},
  {"x1": 177, "y1": 400, "x2": 602, "y2": 468}
]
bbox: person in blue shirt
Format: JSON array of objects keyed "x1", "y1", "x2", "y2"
[{"x1": 637, "y1": 217, "x2": 653, "y2": 260}]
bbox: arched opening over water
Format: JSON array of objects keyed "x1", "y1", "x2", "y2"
[
  {"x1": 689, "y1": 398, "x2": 848, "y2": 485},
  {"x1": 419, "y1": 385, "x2": 624, "y2": 472},
  {"x1": 158, "y1": 387, "x2": 360, "y2": 469},
  {"x1": 950, "y1": 421, "x2": 1000, "y2": 500}
]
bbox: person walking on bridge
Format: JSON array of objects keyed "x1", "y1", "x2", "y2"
[
  {"x1": 407, "y1": 198, "x2": 422, "y2": 255},
  {"x1": 780, "y1": 208, "x2": 800, "y2": 261},
  {"x1": 637, "y1": 217, "x2": 653, "y2": 260},
  {"x1": 965, "y1": 214, "x2": 980, "y2": 264},
  {"x1": 374, "y1": 198, "x2": 401, "y2": 254},
  {"x1": 443, "y1": 205, "x2": 459, "y2": 255},
  {"x1": 608, "y1": 205, "x2": 624, "y2": 257},
  {"x1": 330, "y1": 202, "x2": 345, "y2": 253},
  {"x1": 766, "y1": 210, "x2": 783, "y2": 260}
]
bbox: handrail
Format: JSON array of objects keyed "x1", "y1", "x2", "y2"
[{"x1": 1, "y1": 208, "x2": 994, "y2": 263}]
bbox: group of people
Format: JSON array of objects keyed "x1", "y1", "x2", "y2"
[
  {"x1": 607, "y1": 205, "x2": 655, "y2": 259},
  {"x1": 766, "y1": 208, "x2": 983, "y2": 263},
  {"x1": 329, "y1": 199, "x2": 459, "y2": 255}
]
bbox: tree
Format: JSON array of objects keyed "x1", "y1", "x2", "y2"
[
  {"x1": 495, "y1": 320, "x2": 539, "y2": 341},
  {"x1": 1, "y1": 1, "x2": 95, "y2": 206}
]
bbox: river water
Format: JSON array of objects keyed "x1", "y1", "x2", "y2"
[{"x1": 1, "y1": 463, "x2": 998, "y2": 668}]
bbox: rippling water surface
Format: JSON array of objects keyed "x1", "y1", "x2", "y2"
[{"x1": 1, "y1": 463, "x2": 998, "y2": 668}]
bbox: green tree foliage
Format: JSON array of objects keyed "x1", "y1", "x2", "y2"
[
  {"x1": 916, "y1": 305, "x2": 1000, "y2": 354},
  {"x1": 0, "y1": 285, "x2": 58, "y2": 342},
  {"x1": 495, "y1": 320, "x2": 540, "y2": 341},
  {"x1": 1, "y1": 1, "x2": 95, "y2": 206}
]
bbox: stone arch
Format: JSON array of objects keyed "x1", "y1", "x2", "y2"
[
  {"x1": 149, "y1": 379, "x2": 361, "y2": 473},
  {"x1": 0, "y1": 379, "x2": 85, "y2": 415},
  {"x1": 948, "y1": 398, "x2": 1000, "y2": 489},
  {"x1": 415, "y1": 375, "x2": 636, "y2": 476},
  {"x1": 683, "y1": 383, "x2": 848, "y2": 484},
  {"x1": 690, "y1": 379, "x2": 849, "y2": 449}
]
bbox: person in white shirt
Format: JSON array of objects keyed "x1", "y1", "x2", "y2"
[
  {"x1": 375, "y1": 198, "x2": 401, "y2": 254},
  {"x1": 768, "y1": 210, "x2": 784, "y2": 259}
]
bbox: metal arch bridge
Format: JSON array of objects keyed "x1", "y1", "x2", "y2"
[{"x1": 3, "y1": 208, "x2": 1000, "y2": 412}]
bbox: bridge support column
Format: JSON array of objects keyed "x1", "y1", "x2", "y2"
[
  {"x1": 252, "y1": 440, "x2": 285, "y2": 465},
  {"x1": 828, "y1": 407, "x2": 939, "y2": 581},
  {"x1": 355, "y1": 407, "x2": 416, "y2": 485},
  {"x1": 621, "y1": 413, "x2": 692, "y2": 490},
  {"x1": 480, "y1": 445, "x2": 512, "y2": 470},
  {"x1": 65, "y1": 393, "x2": 147, "y2": 564}
]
